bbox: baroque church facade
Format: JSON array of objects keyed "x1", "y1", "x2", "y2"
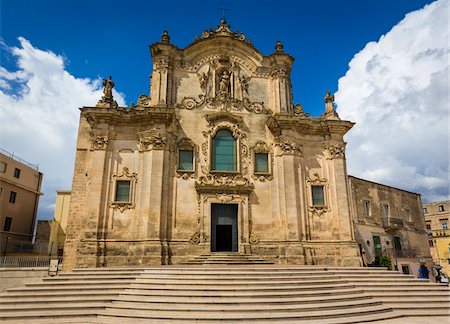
[{"x1": 63, "y1": 21, "x2": 363, "y2": 270}]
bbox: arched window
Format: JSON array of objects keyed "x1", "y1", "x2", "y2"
[{"x1": 212, "y1": 129, "x2": 236, "y2": 171}]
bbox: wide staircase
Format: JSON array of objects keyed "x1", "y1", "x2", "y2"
[
  {"x1": 184, "y1": 252, "x2": 273, "y2": 264},
  {"x1": 0, "y1": 265, "x2": 449, "y2": 323}
]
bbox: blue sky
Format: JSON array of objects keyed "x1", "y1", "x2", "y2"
[
  {"x1": 2, "y1": 0, "x2": 435, "y2": 114},
  {"x1": 1, "y1": 0, "x2": 448, "y2": 221}
]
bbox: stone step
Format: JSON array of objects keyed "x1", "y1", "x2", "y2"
[
  {"x1": 98, "y1": 304, "x2": 394, "y2": 320},
  {"x1": 111, "y1": 293, "x2": 371, "y2": 305},
  {"x1": 71, "y1": 266, "x2": 390, "y2": 272},
  {"x1": 58, "y1": 270, "x2": 415, "y2": 276},
  {"x1": 96, "y1": 311, "x2": 402, "y2": 324},
  {"x1": 120, "y1": 287, "x2": 365, "y2": 297},
  {"x1": 106, "y1": 299, "x2": 383, "y2": 312},
  {"x1": 47, "y1": 274, "x2": 416, "y2": 283}
]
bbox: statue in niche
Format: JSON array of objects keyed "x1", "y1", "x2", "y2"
[
  {"x1": 218, "y1": 70, "x2": 231, "y2": 94},
  {"x1": 198, "y1": 66, "x2": 212, "y2": 97},
  {"x1": 239, "y1": 75, "x2": 250, "y2": 98}
]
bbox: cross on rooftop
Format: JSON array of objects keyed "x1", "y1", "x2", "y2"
[{"x1": 218, "y1": 7, "x2": 229, "y2": 20}]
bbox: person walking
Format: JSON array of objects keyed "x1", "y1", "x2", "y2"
[
  {"x1": 433, "y1": 264, "x2": 442, "y2": 283},
  {"x1": 418, "y1": 264, "x2": 429, "y2": 279}
]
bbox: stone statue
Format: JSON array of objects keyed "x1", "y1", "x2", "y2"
[
  {"x1": 103, "y1": 75, "x2": 115, "y2": 101},
  {"x1": 324, "y1": 90, "x2": 334, "y2": 114},
  {"x1": 219, "y1": 70, "x2": 230, "y2": 94},
  {"x1": 198, "y1": 67, "x2": 212, "y2": 97},
  {"x1": 322, "y1": 90, "x2": 339, "y2": 120},
  {"x1": 239, "y1": 75, "x2": 250, "y2": 98},
  {"x1": 96, "y1": 75, "x2": 118, "y2": 108}
]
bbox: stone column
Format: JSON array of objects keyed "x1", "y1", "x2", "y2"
[{"x1": 138, "y1": 130, "x2": 167, "y2": 264}]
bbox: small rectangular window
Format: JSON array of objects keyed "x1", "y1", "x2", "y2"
[
  {"x1": 426, "y1": 223, "x2": 431, "y2": 230},
  {"x1": 442, "y1": 222, "x2": 448, "y2": 230},
  {"x1": 178, "y1": 150, "x2": 194, "y2": 171},
  {"x1": 363, "y1": 200, "x2": 371, "y2": 216},
  {"x1": 115, "y1": 181, "x2": 131, "y2": 202},
  {"x1": 428, "y1": 239, "x2": 434, "y2": 247},
  {"x1": 438, "y1": 205, "x2": 445, "y2": 212},
  {"x1": 13, "y1": 168, "x2": 21, "y2": 178},
  {"x1": 423, "y1": 207, "x2": 428, "y2": 213},
  {"x1": 405, "y1": 208, "x2": 411, "y2": 222},
  {"x1": 383, "y1": 204, "x2": 389, "y2": 218},
  {"x1": 254, "y1": 153, "x2": 269, "y2": 173},
  {"x1": 3, "y1": 216, "x2": 12, "y2": 231},
  {"x1": 9, "y1": 191, "x2": 17, "y2": 204},
  {"x1": 311, "y1": 185, "x2": 325, "y2": 206},
  {"x1": 0, "y1": 161, "x2": 6, "y2": 173},
  {"x1": 401, "y1": 265, "x2": 410, "y2": 274}
]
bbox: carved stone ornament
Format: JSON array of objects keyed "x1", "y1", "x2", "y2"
[
  {"x1": 249, "y1": 220, "x2": 260, "y2": 245},
  {"x1": 292, "y1": 104, "x2": 310, "y2": 117},
  {"x1": 199, "y1": 19, "x2": 247, "y2": 43},
  {"x1": 195, "y1": 173, "x2": 254, "y2": 194},
  {"x1": 323, "y1": 140, "x2": 346, "y2": 159},
  {"x1": 189, "y1": 232, "x2": 201, "y2": 245},
  {"x1": 308, "y1": 206, "x2": 329, "y2": 217},
  {"x1": 216, "y1": 193, "x2": 234, "y2": 203},
  {"x1": 136, "y1": 94, "x2": 151, "y2": 108},
  {"x1": 109, "y1": 167, "x2": 137, "y2": 213},
  {"x1": 178, "y1": 95, "x2": 267, "y2": 114},
  {"x1": 274, "y1": 137, "x2": 303, "y2": 156},
  {"x1": 138, "y1": 129, "x2": 166, "y2": 151},
  {"x1": 90, "y1": 135, "x2": 108, "y2": 151},
  {"x1": 249, "y1": 233, "x2": 260, "y2": 245},
  {"x1": 307, "y1": 172, "x2": 327, "y2": 185}
]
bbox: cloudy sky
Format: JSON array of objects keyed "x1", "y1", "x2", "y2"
[{"x1": 0, "y1": 0, "x2": 448, "y2": 221}]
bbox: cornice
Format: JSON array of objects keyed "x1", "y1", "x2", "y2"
[
  {"x1": 266, "y1": 114, "x2": 354, "y2": 137},
  {"x1": 81, "y1": 106, "x2": 175, "y2": 126}
]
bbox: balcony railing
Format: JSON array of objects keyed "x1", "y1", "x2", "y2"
[
  {"x1": 383, "y1": 217, "x2": 404, "y2": 231},
  {"x1": 432, "y1": 229, "x2": 450, "y2": 237}
]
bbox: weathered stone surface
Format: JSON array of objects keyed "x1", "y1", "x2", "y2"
[{"x1": 62, "y1": 21, "x2": 361, "y2": 270}]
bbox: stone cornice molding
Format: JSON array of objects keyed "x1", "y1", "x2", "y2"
[
  {"x1": 81, "y1": 106, "x2": 174, "y2": 127},
  {"x1": 266, "y1": 114, "x2": 354, "y2": 137}
]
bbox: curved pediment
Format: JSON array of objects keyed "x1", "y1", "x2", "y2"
[{"x1": 183, "y1": 20, "x2": 264, "y2": 72}]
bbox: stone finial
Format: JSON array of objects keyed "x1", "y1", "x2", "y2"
[
  {"x1": 275, "y1": 40, "x2": 284, "y2": 53},
  {"x1": 322, "y1": 90, "x2": 340, "y2": 120},
  {"x1": 96, "y1": 75, "x2": 118, "y2": 108},
  {"x1": 161, "y1": 30, "x2": 170, "y2": 43}
]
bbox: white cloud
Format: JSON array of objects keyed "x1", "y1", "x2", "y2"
[
  {"x1": 336, "y1": 0, "x2": 449, "y2": 203},
  {"x1": 0, "y1": 37, "x2": 126, "y2": 220}
]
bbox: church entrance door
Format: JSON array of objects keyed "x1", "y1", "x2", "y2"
[{"x1": 211, "y1": 203, "x2": 238, "y2": 252}]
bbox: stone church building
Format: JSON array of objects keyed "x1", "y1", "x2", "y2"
[{"x1": 63, "y1": 21, "x2": 408, "y2": 270}]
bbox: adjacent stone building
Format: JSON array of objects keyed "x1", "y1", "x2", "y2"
[
  {"x1": 423, "y1": 201, "x2": 450, "y2": 277},
  {"x1": 0, "y1": 149, "x2": 43, "y2": 254},
  {"x1": 48, "y1": 190, "x2": 71, "y2": 256},
  {"x1": 348, "y1": 176, "x2": 432, "y2": 276},
  {"x1": 63, "y1": 21, "x2": 363, "y2": 270}
]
